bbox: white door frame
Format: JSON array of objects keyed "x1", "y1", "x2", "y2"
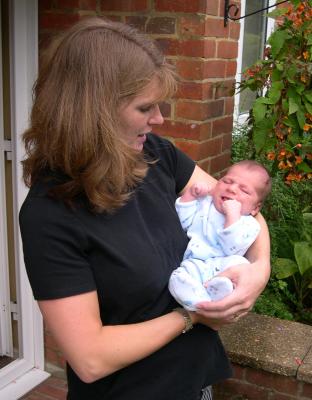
[
  {"x1": 0, "y1": 1, "x2": 50, "y2": 398},
  {"x1": 0, "y1": 0, "x2": 13, "y2": 358}
]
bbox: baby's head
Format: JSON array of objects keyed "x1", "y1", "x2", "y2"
[{"x1": 212, "y1": 160, "x2": 271, "y2": 216}]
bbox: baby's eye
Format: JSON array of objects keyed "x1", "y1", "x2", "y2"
[{"x1": 241, "y1": 188, "x2": 250, "y2": 195}]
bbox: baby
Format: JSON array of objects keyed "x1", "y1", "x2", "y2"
[{"x1": 169, "y1": 160, "x2": 271, "y2": 311}]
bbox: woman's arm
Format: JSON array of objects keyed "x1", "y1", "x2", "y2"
[
  {"x1": 39, "y1": 292, "x2": 208, "y2": 383},
  {"x1": 180, "y1": 165, "x2": 217, "y2": 194},
  {"x1": 196, "y1": 212, "x2": 270, "y2": 319}
]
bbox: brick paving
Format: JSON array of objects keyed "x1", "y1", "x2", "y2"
[{"x1": 20, "y1": 376, "x2": 67, "y2": 400}]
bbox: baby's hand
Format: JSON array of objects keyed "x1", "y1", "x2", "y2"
[
  {"x1": 222, "y1": 199, "x2": 242, "y2": 218},
  {"x1": 190, "y1": 182, "x2": 211, "y2": 198}
]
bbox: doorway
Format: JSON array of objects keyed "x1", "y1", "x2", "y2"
[{"x1": 0, "y1": 1, "x2": 49, "y2": 398}]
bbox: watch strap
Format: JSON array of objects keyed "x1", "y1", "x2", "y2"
[{"x1": 173, "y1": 307, "x2": 193, "y2": 333}]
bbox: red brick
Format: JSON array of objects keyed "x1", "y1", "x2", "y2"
[
  {"x1": 270, "y1": 393, "x2": 300, "y2": 400},
  {"x1": 79, "y1": 0, "x2": 97, "y2": 9},
  {"x1": 204, "y1": 60, "x2": 227, "y2": 78},
  {"x1": 229, "y1": 21, "x2": 241, "y2": 40},
  {"x1": 155, "y1": 0, "x2": 207, "y2": 13},
  {"x1": 39, "y1": 0, "x2": 54, "y2": 11},
  {"x1": 246, "y1": 369, "x2": 299, "y2": 396},
  {"x1": 215, "y1": 79, "x2": 235, "y2": 98},
  {"x1": 146, "y1": 17, "x2": 176, "y2": 34},
  {"x1": 176, "y1": 60, "x2": 204, "y2": 80},
  {"x1": 206, "y1": 1, "x2": 220, "y2": 16},
  {"x1": 55, "y1": 0, "x2": 80, "y2": 8},
  {"x1": 231, "y1": 363, "x2": 246, "y2": 380},
  {"x1": 157, "y1": 38, "x2": 215, "y2": 58},
  {"x1": 159, "y1": 102, "x2": 171, "y2": 118},
  {"x1": 203, "y1": 17, "x2": 229, "y2": 38},
  {"x1": 36, "y1": 382, "x2": 67, "y2": 400},
  {"x1": 225, "y1": 60, "x2": 237, "y2": 77},
  {"x1": 176, "y1": 100, "x2": 224, "y2": 121},
  {"x1": 179, "y1": 15, "x2": 207, "y2": 36},
  {"x1": 100, "y1": 0, "x2": 148, "y2": 12},
  {"x1": 197, "y1": 157, "x2": 211, "y2": 171},
  {"x1": 210, "y1": 151, "x2": 231, "y2": 174},
  {"x1": 217, "y1": 40, "x2": 238, "y2": 59},
  {"x1": 301, "y1": 382, "x2": 312, "y2": 398},
  {"x1": 176, "y1": 60, "x2": 226, "y2": 80},
  {"x1": 212, "y1": 116, "x2": 233, "y2": 136},
  {"x1": 176, "y1": 81, "x2": 214, "y2": 101},
  {"x1": 222, "y1": 132, "x2": 232, "y2": 152},
  {"x1": 224, "y1": 97, "x2": 235, "y2": 115},
  {"x1": 125, "y1": 16, "x2": 147, "y2": 32},
  {"x1": 175, "y1": 137, "x2": 222, "y2": 161},
  {"x1": 39, "y1": 12, "x2": 81, "y2": 30},
  {"x1": 154, "y1": 120, "x2": 212, "y2": 140}
]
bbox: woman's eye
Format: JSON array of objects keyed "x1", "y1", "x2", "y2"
[{"x1": 139, "y1": 105, "x2": 153, "y2": 113}]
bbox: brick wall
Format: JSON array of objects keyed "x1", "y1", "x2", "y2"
[
  {"x1": 214, "y1": 364, "x2": 312, "y2": 400},
  {"x1": 39, "y1": 0, "x2": 240, "y2": 178},
  {"x1": 38, "y1": 0, "x2": 240, "y2": 370}
]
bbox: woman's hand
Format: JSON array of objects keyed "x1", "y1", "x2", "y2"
[
  {"x1": 195, "y1": 212, "x2": 271, "y2": 323},
  {"x1": 194, "y1": 260, "x2": 269, "y2": 324}
]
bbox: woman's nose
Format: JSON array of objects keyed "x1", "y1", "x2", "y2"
[{"x1": 149, "y1": 105, "x2": 164, "y2": 125}]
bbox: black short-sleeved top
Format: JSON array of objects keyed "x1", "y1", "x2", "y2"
[{"x1": 19, "y1": 133, "x2": 232, "y2": 400}]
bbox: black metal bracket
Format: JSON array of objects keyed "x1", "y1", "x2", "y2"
[{"x1": 224, "y1": 0, "x2": 289, "y2": 27}]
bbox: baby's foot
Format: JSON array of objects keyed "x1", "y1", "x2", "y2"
[{"x1": 206, "y1": 276, "x2": 234, "y2": 301}]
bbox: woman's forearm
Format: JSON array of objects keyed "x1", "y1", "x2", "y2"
[
  {"x1": 39, "y1": 292, "x2": 192, "y2": 383},
  {"x1": 246, "y1": 212, "x2": 271, "y2": 282}
]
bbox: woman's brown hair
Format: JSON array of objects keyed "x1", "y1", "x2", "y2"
[{"x1": 22, "y1": 17, "x2": 177, "y2": 212}]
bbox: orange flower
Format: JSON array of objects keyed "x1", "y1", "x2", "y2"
[
  {"x1": 278, "y1": 161, "x2": 288, "y2": 170},
  {"x1": 267, "y1": 151, "x2": 275, "y2": 160},
  {"x1": 302, "y1": 51, "x2": 309, "y2": 60},
  {"x1": 295, "y1": 156, "x2": 303, "y2": 164},
  {"x1": 303, "y1": 124, "x2": 311, "y2": 131}
]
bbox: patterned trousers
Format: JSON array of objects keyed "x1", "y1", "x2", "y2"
[{"x1": 201, "y1": 386, "x2": 213, "y2": 400}]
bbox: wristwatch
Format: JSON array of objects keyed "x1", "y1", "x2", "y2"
[{"x1": 173, "y1": 307, "x2": 193, "y2": 333}]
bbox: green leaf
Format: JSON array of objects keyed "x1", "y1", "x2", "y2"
[
  {"x1": 304, "y1": 91, "x2": 312, "y2": 103},
  {"x1": 304, "y1": 101, "x2": 312, "y2": 115},
  {"x1": 274, "y1": 258, "x2": 298, "y2": 279},
  {"x1": 268, "y1": 30, "x2": 290, "y2": 58},
  {"x1": 303, "y1": 213, "x2": 312, "y2": 223},
  {"x1": 289, "y1": 97, "x2": 299, "y2": 114},
  {"x1": 267, "y1": 8, "x2": 288, "y2": 19},
  {"x1": 253, "y1": 99, "x2": 266, "y2": 124},
  {"x1": 296, "y1": 109, "x2": 306, "y2": 129},
  {"x1": 285, "y1": 65, "x2": 297, "y2": 82},
  {"x1": 297, "y1": 162, "x2": 312, "y2": 173},
  {"x1": 294, "y1": 242, "x2": 312, "y2": 275},
  {"x1": 253, "y1": 126, "x2": 268, "y2": 153}
]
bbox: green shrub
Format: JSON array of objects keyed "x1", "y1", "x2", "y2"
[{"x1": 232, "y1": 125, "x2": 312, "y2": 324}]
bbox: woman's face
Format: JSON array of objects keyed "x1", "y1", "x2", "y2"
[{"x1": 118, "y1": 79, "x2": 165, "y2": 151}]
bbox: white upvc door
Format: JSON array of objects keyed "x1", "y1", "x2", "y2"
[
  {"x1": 0, "y1": 1, "x2": 50, "y2": 399},
  {"x1": 0, "y1": 0, "x2": 13, "y2": 360}
]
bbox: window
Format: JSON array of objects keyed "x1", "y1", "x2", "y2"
[{"x1": 235, "y1": 0, "x2": 275, "y2": 121}]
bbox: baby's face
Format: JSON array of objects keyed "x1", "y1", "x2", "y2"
[{"x1": 212, "y1": 165, "x2": 263, "y2": 216}]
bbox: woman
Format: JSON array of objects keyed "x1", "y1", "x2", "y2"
[{"x1": 19, "y1": 17, "x2": 270, "y2": 400}]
